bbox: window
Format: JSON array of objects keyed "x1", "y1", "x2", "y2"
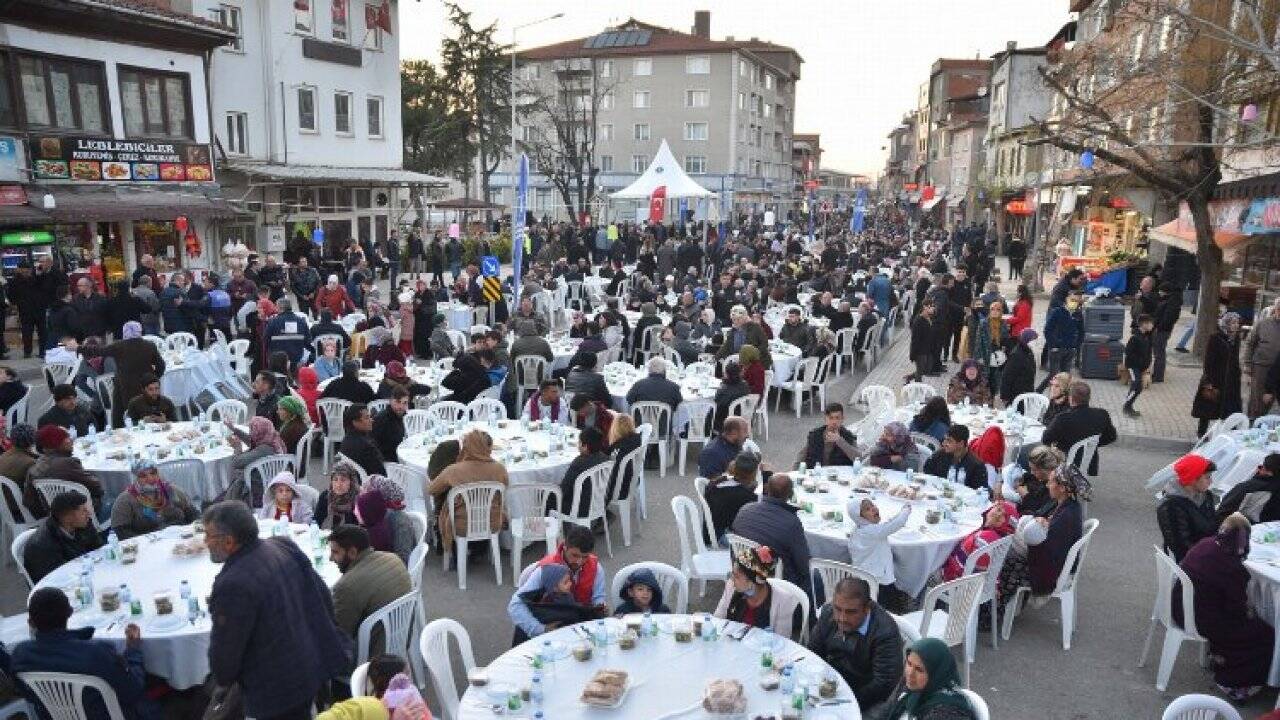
[
  {"x1": 686, "y1": 55, "x2": 710, "y2": 74},
  {"x1": 334, "y1": 91, "x2": 352, "y2": 134},
  {"x1": 633, "y1": 123, "x2": 650, "y2": 141},
  {"x1": 0, "y1": 57, "x2": 14, "y2": 127},
  {"x1": 366, "y1": 96, "x2": 383, "y2": 138},
  {"x1": 364, "y1": 3, "x2": 383, "y2": 50},
  {"x1": 119, "y1": 67, "x2": 190, "y2": 138},
  {"x1": 598, "y1": 123, "x2": 613, "y2": 141},
  {"x1": 685, "y1": 89, "x2": 709, "y2": 108},
  {"x1": 764, "y1": 73, "x2": 774, "y2": 90},
  {"x1": 297, "y1": 86, "x2": 317, "y2": 132},
  {"x1": 631, "y1": 154, "x2": 648, "y2": 173},
  {"x1": 739, "y1": 59, "x2": 750, "y2": 76},
  {"x1": 633, "y1": 58, "x2": 652, "y2": 76},
  {"x1": 210, "y1": 4, "x2": 243, "y2": 51},
  {"x1": 520, "y1": 125, "x2": 537, "y2": 142},
  {"x1": 523, "y1": 63, "x2": 541, "y2": 81},
  {"x1": 684, "y1": 122, "x2": 708, "y2": 141},
  {"x1": 599, "y1": 155, "x2": 613, "y2": 172},
  {"x1": 684, "y1": 155, "x2": 706, "y2": 174},
  {"x1": 763, "y1": 103, "x2": 772, "y2": 119},
  {"x1": 600, "y1": 91, "x2": 614, "y2": 110},
  {"x1": 294, "y1": 0, "x2": 313, "y2": 34},
  {"x1": 225, "y1": 111, "x2": 247, "y2": 155},
  {"x1": 332, "y1": 0, "x2": 349, "y2": 41},
  {"x1": 598, "y1": 60, "x2": 613, "y2": 78},
  {"x1": 738, "y1": 92, "x2": 745, "y2": 110},
  {"x1": 632, "y1": 91, "x2": 650, "y2": 109},
  {"x1": 17, "y1": 54, "x2": 108, "y2": 133}
]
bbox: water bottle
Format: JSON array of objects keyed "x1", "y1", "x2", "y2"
[
  {"x1": 791, "y1": 681, "x2": 807, "y2": 711},
  {"x1": 125, "y1": 415, "x2": 134, "y2": 429},
  {"x1": 797, "y1": 462, "x2": 806, "y2": 474},
  {"x1": 179, "y1": 580, "x2": 191, "y2": 600},
  {"x1": 88, "y1": 424, "x2": 97, "y2": 439},
  {"x1": 309, "y1": 521, "x2": 321, "y2": 549},
  {"x1": 642, "y1": 610, "x2": 654, "y2": 637},
  {"x1": 530, "y1": 672, "x2": 545, "y2": 709},
  {"x1": 593, "y1": 619, "x2": 607, "y2": 649},
  {"x1": 905, "y1": 468, "x2": 915, "y2": 484},
  {"x1": 107, "y1": 530, "x2": 120, "y2": 561},
  {"x1": 852, "y1": 458, "x2": 862, "y2": 475},
  {"x1": 779, "y1": 666, "x2": 795, "y2": 694},
  {"x1": 274, "y1": 516, "x2": 288, "y2": 537},
  {"x1": 119, "y1": 584, "x2": 131, "y2": 606},
  {"x1": 533, "y1": 639, "x2": 550, "y2": 669},
  {"x1": 78, "y1": 571, "x2": 93, "y2": 607},
  {"x1": 700, "y1": 613, "x2": 715, "y2": 642}
]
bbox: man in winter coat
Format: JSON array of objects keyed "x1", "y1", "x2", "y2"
[
  {"x1": 1000, "y1": 328, "x2": 1038, "y2": 405},
  {"x1": 1037, "y1": 292, "x2": 1084, "y2": 390},
  {"x1": 731, "y1": 473, "x2": 812, "y2": 597},
  {"x1": 807, "y1": 577, "x2": 903, "y2": 714},
  {"x1": 70, "y1": 277, "x2": 108, "y2": 339},
  {"x1": 264, "y1": 298, "x2": 309, "y2": 367},
  {"x1": 1247, "y1": 297, "x2": 1280, "y2": 418},
  {"x1": 9, "y1": 262, "x2": 49, "y2": 357},
  {"x1": 907, "y1": 300, "x2": 939, "y2": 382},
  {"x1": 1151, "y1": 282, "x2": 1181, "y2": 382},
  {"x1": 1217, "y1": 453, "x2": 1280, "y2": 523},
  {"x1": 22, "y1": 490, "x2": 104, "y2": 583},
  {"x1": 290, "y1": 255, "x2": 321, "y2": 312}
]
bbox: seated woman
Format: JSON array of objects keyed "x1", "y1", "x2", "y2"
[
  {"x1": 998, "y1": 464, "x2": 1088, "y2": 604},
  {"x1": 377, "y1": 361, "x2": 430, "y2": 402},
  {"x1": 275, "y1": 395, "x2": 310, "y2": 454},
  {"x1": 225, "y1": 416, "x2": 287, "y2": 506},
  {"x1": 705, "y1": 451, "x2": 763, "y2": 546},
  {"x1": 318, "y1": 654, "x2": 433, "y2": 720},
  {"x1": 559, "y1": 427, "x2": 611, "y2": 515},
  {"x1": 356, "y1": 487, "x2": 413, "y2": 566},
  {"x1": 968, "y1": 425, "x2": 1006, "y2": 493},
  {"x1": 941, "y1": 501, "x2": 1018, "y2": 581},
  {"x1": 605, "y1": 414, "x2": 643, "y2": 504},
  {"x1": 312, "y1": 339, "x2": 344, "y2": 382},
  {"x1": 314, "y1": 462, "x2": 362, "y2": 529},
  {"x1": 426, "y1": 430, "x2": 508, "y2": 557},
  {"x1": 613, "y1": 567, "x2": 673, "y2": 616},
  {"x1": 110, "y1": 458, "x2": 198, "y2": 539},
  {"x1": 738, "y1": 344, "x2": 767, "y2": 398},
  {"x1": 509, "y1": 563, "x2": 598, "y2": 645},
  {"x1": 363, "y1": 335, "x2": 407, "y2": 370},
  {"x1": 267, "y1": 351, "x2": 296, "y2": 392},
  {"x1": 1040, "y1": 372, "x2": 1072, "y2": 426},
  {"x1": 713, "y1": 361, "x2": 751, "y2": 432},
  {"x1": 946, "y1": 359, "x2": 992, "y2": 406},
  {"x1": 714, "y1": 545, "x2": 803, "y2": 640},
  {"x1": 1000, "y1": 445, "x2": 1063, "y2": 517},
  {"x1": 1176, "y1": 513, "x2": 1275, "y2": 702},
  {"x1": 866, "y1": 422, "x2": 921, "y2": 472},
  {"x1": 1156, "y1": 453, "x2": 1218, "y2": 562},
  {"x1": 847, "y1": 498, "x2": 911, "y2": 610},
  {"x1": 256, "y1": 471, "x2": 313, "y2": 524},
  {"x1": 370, "y1": 474, "x2": 418, "y2": 552},
  {"x1": 909, "y1": 397, "x2": 951, "y2": 444},
  {"x1": 883, "y1": 638, "x2": 979, "y2": 720},
  {"x1": 296, "y1": 366, "x2": 322, "y2": 423}
]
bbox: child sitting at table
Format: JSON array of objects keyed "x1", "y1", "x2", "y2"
[
  {"x1": 846, "y1": 497, "x2": 911, "y2": 612},
  {"x1": 613, "y1": 567, "x2": 672, "y2": 616},
  {"x1": 510, "y1": 563, "x2": 598, "y2": 645},
  {"x1": 256, "y1": 471, "x2": 313, "y2": 524},
  {"x1": 318, "y1": 654, "x2": 432, "y2": 720}
]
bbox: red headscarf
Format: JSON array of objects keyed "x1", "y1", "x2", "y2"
[{"x1": 969, "y1": 426, "x2": 1006, "y2": 468}]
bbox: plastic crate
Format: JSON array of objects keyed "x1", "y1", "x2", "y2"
[
  {"x1": 1080, "y1": 339, "x2": 1125, "y2": 379},
  {"x1": 1083, "y1": 303, "x2": 1126, "y2": 341}
]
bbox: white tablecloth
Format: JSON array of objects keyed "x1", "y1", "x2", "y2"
[
  {"x1": 767, "y1": 341, "x2": 803, "y2": 386},
  {"x1": 604, "y1": 367, "x2": 720, "y2": 430},
  {"x1": 789, "y1": 466, "x2": 986, "y2": 597},
  {"x1": 74, "y1": 422, "x2": 240, "y2": 498},
  {"x1": 890, "y1": 403, "x2": 1045, "y2": 447},
  {"x1": 1245, "y1": 522, "x2": 1280, "y2": 685},
  {"x1": 159, "y1": 351, "x2": 221, "y2": 408},
  {"x1": 445, "y1": 303, "x2": 475, "y2": 331},
  {"x1": 26, "y1": 521, "x2": 340, "y2": 689},
  {"x1": 458, "y1": 616, "x2": 859, "y2": 719}
]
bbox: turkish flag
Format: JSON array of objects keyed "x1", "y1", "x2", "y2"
[
  {"x1": 377, "y1": 0, "x2": 393, "y2": 34},
  {"x1": 649, "y1": 186, "x2": 667, "y2": 224}
]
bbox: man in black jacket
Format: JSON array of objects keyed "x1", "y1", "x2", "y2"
[
  {"x1": 907, "y1": 300, "x2": 939, "y2": 383},
  {"x1": 337, "y1": 403, "x2": 386, "y2": 476},
  {"x1": 372, "y1": 388, "x2": 408, "y2": 462},
  {"x1": 624, "y1": 357, "x2": 683, "y2": 433},
  {"x1": 1152, "y1": 282, "x2": 1182, "y2": 382},
  {"x1": 1216, "y1": 453, "x2": 1280, "y2": 523},
  {"x1": 1041, "y1": 380, "x2": 1117, "y2": 476},
  {"x1": 1123, "y1": 314, "x2": 1155, "y2": 417},
  {"x1": 797, "y1": 403, "x2": 859, "y2": 468},
  {"x1": 565, "y1": 351, "x2": 612, "y2": 408},
  {"x1": 730, "y1": 473, "x2": 811, "y2": 596},
  {"x1": 23, "y1": 490, "x2": 103, "y2": 583},
  {"x1": 807, "y1": 577, "x2": 903, "y2": 715},
  {"x1": 923, "y1": 425, "x2": 988, "y2": 490},
  {"x1": 9, "y1": 262, "x2": 48, "y2": 357},
  {"x1": 442, "y1": 348, "x2": 496, "y2": 404}
]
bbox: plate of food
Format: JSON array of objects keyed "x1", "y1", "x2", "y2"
[
  {"x1": 159, "y1": 163, "x2": 186, "y2": 181},
  {"x1": 34, "y1": 159, "x2": 69, "y2": 179},
  {"x1": 70, "y1": 160, "x2": 101, "y2": 181},
  {"x1": 185, "y1": 164, "x2": 212, "y2": 181},
  {"x1": 132, "y1": 163, "x2": 159, "y2": 181},
  {"x1": 580, "y1": 669, "x2": 630, "y2": 709},
  {"x1": 101, "y1": 161, "x2": 132, "y2": 180}
]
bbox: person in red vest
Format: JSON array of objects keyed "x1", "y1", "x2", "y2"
[{"x1": 507, "y1": 524, "x2": 607, "y2": 643}]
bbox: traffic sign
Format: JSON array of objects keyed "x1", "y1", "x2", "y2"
[
  {"x1": 482, "y1": 276, "x2": 502, "y2": 303},
  {"x1": 481, "y1": 255, "x2": 499, "y2": 278}
]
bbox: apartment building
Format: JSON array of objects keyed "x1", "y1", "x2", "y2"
[
  {"x1": 983, "y1": 42, "x2": 1050, "y2": 240},
  {"x1": 503, "y1": 11, "x2": 802, "y2": 220}
]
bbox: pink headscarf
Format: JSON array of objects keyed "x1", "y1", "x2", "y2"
[{"x1": 248, "y1": 416, "x2": 286, "y2": 454}]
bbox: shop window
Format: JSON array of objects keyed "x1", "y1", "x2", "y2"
[
  {"x1": 119, "y1": 67, "x2": 191, "y2": 139},
  {"x1": 321, "y1": 218, "x2": 351, "y2": 258},
  {"x1": 299, "y1": 187, "x2": 317, "y2": 213},
  {"x1": 17, "y1": 54, "x2": 108, "y2": 133},
  {"x1": 376, "y1": 214, "x2": 388, "y2": 243},
  {"x1": 135, "y1": 221, "x2": 182, "y2": 272},
  {"x1": 335, "y1": 188, "x2": 352, "y2": 212},
  {"x1": 357, "y1": 216, "x2": 371, "y2": 244},
  {"x1": 355, "y1": 188, "x2": 371, "y2": 209},
  {"x1": 221, "y1": 224, "x2": 257, "y2": 253},
  {"x1": 280, "y1": 186, "x2": 299, "y2": 213},
  {"x1": 318, "y1": 187, "x2": 336, "y2": 213}
]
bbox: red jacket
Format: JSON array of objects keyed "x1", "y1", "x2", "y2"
[
  {"x1": 315, "y1": 286, "x2": 355, "y2": 317},
  {"x1": 539, "y1": 547, "x2": 599, "y2": 606},
  {"x1": 1010, "y1": 298, "x2": 1033, "y2": 337},
  {"x1": 743, "y1": 361, "x2": 766, "y2": 397}
]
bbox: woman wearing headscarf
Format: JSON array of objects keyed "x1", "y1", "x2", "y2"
[
  {"x1": 256, "y1": 471, "x2": 313, "y2": 524},
  {"x1": 362, "y1": 320, "x2": 406, "y2": 369},
  {"x1": 367, "y1": 474, "x2": 417, "y2": 564},
  {"x1": 377, "y1": 361, "x2": 428, "y2": 402},
  {"x1": 942, "y1": 501, "x2": 1018, "y2": 582},
  {"x1": 425, "y1": 430, "x2": 508, "y2": 553},
  {"x1": 428, "y1": 313, "x2": 455, "y2": 360},
  {"x1": 946, "y1": 359, "x2": 992, "y2": 406},
  {"x1": 275, "y1": 395, "x2": 310, "y2": 454},
  {"x1": 316, "y1": 274, "x2": 356, "y2": 317},
  {"x1": 296, "y1": 365, "x2": 322, "y2": 423},
  {"x1": 712, "y1": 361, "x2": 751, "y2": 432},
  {"x1": 312, "y1": 339, "x2": 343, "y2": 382},
  {"x1": 75, "y1": 320, "x2": 165, "y2": 428},
  {"x1": 867, "y1": 422, "x2": 920, "y2": 471},
  {"x1": 605, "y1": 414, "x2": 643, "y2": 504},
  {"x1": 410, "y1": 280, "x2": 436, "y2": 359},
  {"x1": 1156, "y1": 453, "x2": 1218, "y2": 562},
  {"x1": 110, "y1": 458, "x2": 198, "y2": 539},
  {"x1": 737, "y1": 344, "x2": 767, "y2": 397},
  {"x1": 314, "y1": 462, "x2": 361, "y2": 529},
  {"x1": 225, "y1": 416, "x2": 287, "y2": 505},
  {"x1": 1176, "y1": 513, "x2": 1274, "y2": 701},
  {"x1": 883, "y1": 638, "x2": 978, "y2": 719},
  {"x1": 968, "y1": 425, "x2": 1006, "y2": 492},
  {"x1": 999, "y1": 328, "x2": 1038, "y2": 406},
  {"x1": 397, "y1": 289, "x2": 416, "y2": 355},
  {"x1": 1040, "y1": 371, "x2": 1072, "y2": 426},
  {"x1": 998, "y1": 464, "x2": 1089, "y2": 603},
  {"x1": 713, "y1": 544, "x2": 803, "y2": 641},
  {"x1": 356, "y1": 488, "x2": 413, "y2": 566},
  {"x1": 1192, "y1": 311, "x2": 1244, "y2": 436}
]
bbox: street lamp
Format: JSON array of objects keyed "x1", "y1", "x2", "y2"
[{"x1": 510, "y1": 13, "x2": 564, "y2": 222}]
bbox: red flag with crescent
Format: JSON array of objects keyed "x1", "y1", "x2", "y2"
[{"x1": 649, "y1": 186, "x2": 667, "y2": 224}]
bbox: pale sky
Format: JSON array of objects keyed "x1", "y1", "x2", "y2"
[{"x1": 398, "y1": 1, "x2": 1069, "y2": 178}]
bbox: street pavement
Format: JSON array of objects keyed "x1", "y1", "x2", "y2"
[{"x1": 1, "y1": 269, "x2": 1267, "y2": 719}]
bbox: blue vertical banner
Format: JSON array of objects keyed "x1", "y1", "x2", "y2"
[
  {"x1": 851, "y1": 188, "x2": 868, "y2": 233},
  {"x1": 678, "y1": 197, "x2": 688, "y2": 227},
  {"x1": 512, "y1": 153, "x2": 529, "y2": 303}
]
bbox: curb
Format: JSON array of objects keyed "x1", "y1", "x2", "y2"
[{"x1": 1115, "y1": 433, "x2": 1195, "y2": 453}]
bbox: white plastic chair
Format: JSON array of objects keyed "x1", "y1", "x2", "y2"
[
  {"x1": 334, "y1": 452, "x2": 369, "y2": 485},
  {"x1": 507, "y1": 485, "x2": 562, "y2": 585},
  {"x1": 610, "y1": 561, "x2": 691, "y2": 615},
  {"x1": 860, "y1": 384, "x2": 897, "y2": 414},
  {"x1": 959, "y1": 689, "x2": 991, "y2": 720},
  {"x1": 388, "y1": 461, "x2": 429, "y2": 516},
  {"x1": 691, "y1": 477, "x2": 719, "y2": 547},
  {"x1": 95, "y1": 375, "x2": 115, "y2": 429},
  {"x1": 366, "y1": 399, "x2": 391, "y2": 418},
  {"x1": 608, "y1": 443, "x2": 645, "y2": 547},
  {"x1": 810, "y1": 558, "x2": 879, "y2": 607},
  {"x1": 312, "y1": 333, "x2": 346, "y2": 361},
  {"x1": 355, "y1": 592, "x2": 419, "y2": 670},
  {"x1": 471, "y1": 305, "x2": 490, "y2": 327},
  {"x1": 513, "y1": 355, "x2": 549, "y2": 410},
  {"x1": 1216, "y1": 412, "x2": 1250, "y2": 436},
  {"x1": 315, "y1": 397, "x2": 352, "y2": 471},
  {"x1": 31, "y1": 480, "x2": 102, "y2": 531},
  {"x1": 1253, "y1": 415, "x2": 1280, "y2": 431},
  {"x1": 419, "y1": 618, "x2": 477, "y2": 720},
  {"x1": 1002, "y1": 518, "x2": 1101, "y2": 649},
  {"x1": 754, "y1": 370, "x2": 775, "y2": 441},
  {"x1": 44, "y1": 358, "x2": 81, "y2": 391},
  {"x1": 962, "y1": 534, "x2": 1015, "y2": 652},
  {"x1": 425, "y1": 401, "x2": 467, "y2": 427},
  {"x1": 206, "y1": 398, "x2": 248, "y2": 425},
  {"x1": 3, "y1": 385, "x2": 28, "y2": 429},
  {"x1": 790, "y1": 356, "x2": 831, "y2": 417},
  {"x1": 402, "y1": 408, "x2": 434, "y2": 437},
  {"x1": 1160, "y1": 694, "x2": 1243, "y2": 720},
  {"x1": 166, "y1": 332, "x2": 199, "y2": 354},
  {"x1": 349, "y1": 662, "x2": 370, "y2": 698},
  {"x1": 12, "y1": 526, "x2": 36, "y2": 589},
  {"x1": 156, "y1": 458, "x2": 210, "y2": 509},
  {"x1": 671, "y1": 495, "x2": 730, "y2": 597},
  {"x1": 227, "y1": 339, "x2": 252, "y2": 381},
  {"x1": 0, "y1": 475, "x2": 36, "y2": 571},
  {"x1": 243, "y1": 454, "x2": 296, "y2": 508},
  {"x1": 769, "y1": 578, "x2": 811, "y2": 643},
  {"x1": 445, "y1": 329, "x2": 468, "y2": 354},
  {"x1": 1012, "y1": 392, "x2": 1050, "y2": 422},
  {"x1": 685, "y1": 361, "x2": 714, "y2": 376},
  {"x1": 900, "y1": 381, "x2": 938, "y2": 406},
  {"x1": 834, "y1": 327, "x2": 857, "y2": 376},
  {"x1": 898, "y1": 572, "x2": 987, "y2": 687},
  {"x1": 293, "y1": 427, "x2": 319, "y2": 483},
  {"x1": 467, "y1": 398, "x2": 507, "y2": 423},
  {"x1": 17, "y1": 672, "x2": 127, "y2": 720},
  {"x1": 560, "y1": 463, "x2": 614, "y2": 557},
  {"x1": 443, "y1": 482, "x2": 504, "y2": 589},
  {"x1": 630, "y1": 401, "x2": 672, "y2": 477},
  {"x1": 1066, "y1": 434, "x2": 1101, "y2": 474},
  {"x1": 911, "y1": 432, "x2": 941, "y2": 456},
  {"x1": 678, "y1": 400, "x2": 716, "y2": 476},
  {"x1": 1139, "y1": 546, "x2": 1208, "y2": 691}
]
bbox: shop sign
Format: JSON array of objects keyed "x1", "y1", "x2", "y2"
[
  {"x1": 904, "y1": 183, "x2": 919, "y2": 191},
  {"x1": 29, "y1": 135, "x2": 214, "y2": 183},
  {"x1": 0, "y1": 137, "x2": 24, "y2": 182},
  {"x1": 1243, "y1": 197, "x2": 1280, "y2": 235},
  {"x1": 1, "y1": 230, "x2": 54, "y2": 246},
  {"x1": 0, "y1": 185, "x2": 26, "y2": 206}
]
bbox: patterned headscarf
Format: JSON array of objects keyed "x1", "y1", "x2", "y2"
[
  {"x1": 8, "y1": 422, "x2": 34, "y2": 450},
  {"x1": 1219, "y1": 312, "x2": 1241, "y2": 334},
  {"x1": 1054, "y1": 463, "x2": 1093, "y2": 502},
  {"x1": 733, "y1": 544, "x2": 777, "y2": 585},
  {"x1": 248, "y1": 416, "x2": 286, "y2": 454},
  {"x1": 122, "y1": 321, "x2": 143, "y2": 340},
  {"x1": 368, "y1": 474, "x2": 405, "y2": 509},
  {"x1": 874, "y1": 421, "x2": 916, "y2": 457}
]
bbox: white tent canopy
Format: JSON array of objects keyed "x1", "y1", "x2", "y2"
[{"x1": 611, "y1": 139, "x2": 714, "y2": 199}]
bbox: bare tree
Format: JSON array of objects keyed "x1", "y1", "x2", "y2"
[
  {"x1": 1030, "y1": 0, "x2": 1279, "y2": 354},
  {"x1": 516, "y1": 58, "x2": 617, "y2": 221}
]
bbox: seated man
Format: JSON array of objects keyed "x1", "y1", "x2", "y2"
[
  {"x1": 251, "y1": 372, "x2": 282, "y2": 422},
  {"x1": 1040, "y1": 380, "x2": 1117, "y2": 476},
  {"x1": 441, "y1": 347, "x2": 496, "y2": 404},
  {"x1": 624, "y1": 357, "x2": 684, "y2": 434},
  {"x1": 731, "y1": 473, "x2": 812, "y2": 595},
  {"x1": 23, "y1": 491, "x2": 104, "y2": 583},
  {"x1": 797, "y1": 403, "x2": 859, "y2": 468},
  {"x1": 807, "y1": 577, "x2": 903, "y2": 715},
  {"x1": 1216, "y1": 453, "x2": 1280, "y2": 523},
  {"x1": 923, "y1": 425, "x2": 987, "y2": 491},
  {"x1": 124, "y1": 373, "x2": 177, "y2": 424},
  {"x1": 328, "y1": 525, "x2": 412, "y2": 653},
  {"x1": 778, "y1": 307, "x2": 812, "y2": 349},
  {"x1": 564, "y1": 351, "x2": 612, "y2": 408},
  {"x1": 699, "y1": 416, "x2": 753, "y2": 478},
  {"x1": 9, "y1": 588, "x2": 155, "y2": 720},
  {"x1": 0, "y1": 365, "x2": 28, "y2": 415},
  {"x1": 704, "y1": 450, "x2": 763, "y2": 545},
  {"x1": 522, "y1": 379, "x2": 571, "y2": 425},
  {"x1": 25, "y1": 425, "x2": 104, "y2": 519},
  {"x1": 372, "y1": 387, "x2": 409, "y2": 462},
  {"x1": 508, "y1": 525, "x2": 607, "y2": 642},
  {"x1": 37, "y1": 384, "x2": 95, "y2": 437},
  {"x1": 338, "y1": 403, "x2": 386, "y2": 476},
  {"x1": 570, "y1": 393, "x2": 614, "y2": 436}
]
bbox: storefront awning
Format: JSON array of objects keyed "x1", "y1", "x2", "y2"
[
  {"x1": 38, "y1": 186, "x2": 245, "y2": 223},
  {"x1": 223, "y1": 162, "x2": 451, "y2": 186},
  {"x1": 0, "y1": 202, "x2": 53, "y2": 227},
  {"x1": 1148, "y1": 198, "x2": 1253, "y2": 260}
]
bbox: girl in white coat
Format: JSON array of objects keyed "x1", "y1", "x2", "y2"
[{"x1": 847, "y1": 497, "x2": 912, "y2": 610}]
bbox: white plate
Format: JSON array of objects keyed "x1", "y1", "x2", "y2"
[{"x1": 147, "y1": 613, "x2": 188, "y2": 633}]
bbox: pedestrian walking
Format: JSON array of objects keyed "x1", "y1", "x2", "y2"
[
  {"x1": 1123, "y1": 314, "x2": 1154, "y2": 417},
  {"x1": 1193, "y1": 312, "x2": 1244, "y2": 436}
]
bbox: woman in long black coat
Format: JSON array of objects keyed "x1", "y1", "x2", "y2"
[{"x1": 1192, "y1": 312, "x2": 1243, "y2": 436}]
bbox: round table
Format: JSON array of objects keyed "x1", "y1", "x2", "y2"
[
  {"x1": 159, "y1": 350, "x2": 220, "y2": 408},
  {"x1": 890, "y1": 402, "x2": 1045, "y2": 447},
  {"x1": 507, "y1": 336, "x2": 580, "y2": 374},
  {"x1": 318, "y1": 365, "x2": 450, "y2": 398},
  {"x1": 458, "y1": 615, "x2": 859, "y2": 719},
  {"x1": 603, "y1": 366, "x2": 721, "y2": 428},
  {"x1": 788, "y1": 465, "x2": 985, "y2": 597},
  {"x1": 767, "y1": 340, "x2": 804, "y2": 387},
  {"x1": 74, "y1": 421, "x2": 240, "y2": 499},
  {"x1": 445, "y1": 303, "x2": 475, "y2": 331},
  {"x1": 1245, "y1": 521, "x2": 1280, "y2": 685},
  {"x1": 28, "y1": 520, "x2": 339, "y2": 690}
]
